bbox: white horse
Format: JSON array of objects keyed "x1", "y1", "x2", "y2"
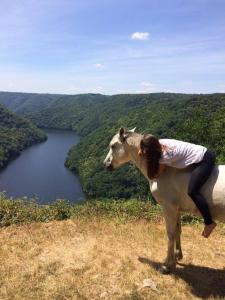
[{"x1": 103, "y1": 127, "x2": 225, "y2": 274}]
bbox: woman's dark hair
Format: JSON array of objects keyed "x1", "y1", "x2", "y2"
[{"x1": 140, "y1": 134, "x2": 162, "y2": 179}]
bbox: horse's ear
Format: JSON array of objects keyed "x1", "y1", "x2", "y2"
[
  {"x1": 119, "y1": 127, "x2": 125, "y2": 137},
  {"x1": 119, "y1": 127, "x2": 128, "y2": 142},
  {"x1": 129, "y1": 127, "x2": 136, "y2": 133}
]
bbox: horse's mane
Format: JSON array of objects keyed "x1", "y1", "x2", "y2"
[{"x1": 126, "y1": 132, "x2": 143, "y2": 148}]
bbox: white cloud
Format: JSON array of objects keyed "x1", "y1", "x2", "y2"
[
  {"x1": 66, "y1": 86, "x2": 80, "y2": 93},
  {"x1": 140, "y1": 81, "x2": 155, "y2": 87},
  {"x1": 137, "y1": 82, "x2": 160, "y2": 93},
  {"x1": 96, "y1": 86, "x2": 103, "y2": 90},
  {"x1": 131, "y1": 32, "x2": 149, "y2": 40},
  {"x1": 94, "y1": 63, "x2": 104, "y2": 69},
  {"x1": 88, "y1": 86, "x2": 104, "y2": 93}
]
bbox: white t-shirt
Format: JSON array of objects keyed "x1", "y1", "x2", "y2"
[{"x1": 159, "y1": 139, "x2": 207, "y2": 168}]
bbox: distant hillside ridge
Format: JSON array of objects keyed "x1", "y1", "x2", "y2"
[
  {"x1": 0, "y1": 91, "x2": 63, "y2": 114},
  {"x1": 0, "y1": 91, "x2": 109, "y2": 119},
  {"x1": 22, "y1": 93, "x2": 195, "y2": 136},
  {"x1": 0, "y1": 103, "x2": 46, "y2": 169},
  {"x1": 1, "y1": 92, "x2": 224, "y2": 199}
]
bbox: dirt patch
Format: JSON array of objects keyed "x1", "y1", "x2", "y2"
[{"x1": 38, "y1": 234, "x2": 96, "y2": 270}]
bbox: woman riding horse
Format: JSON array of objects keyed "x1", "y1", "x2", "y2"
[{"x1": 138, "y1": 134, "x2": 217, "y2": 238}]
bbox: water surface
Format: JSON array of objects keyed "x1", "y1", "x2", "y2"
[{"x1": 0, "y1": 129, "x2": 85, "y2": 204}]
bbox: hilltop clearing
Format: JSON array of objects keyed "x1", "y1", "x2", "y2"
[{"x1": 1, "y1": 217, "x2": 225, "y2": 300}]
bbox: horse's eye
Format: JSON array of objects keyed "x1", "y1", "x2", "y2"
[{"x1": 111, "y1": 144, "x2": 116, "y2": 150}]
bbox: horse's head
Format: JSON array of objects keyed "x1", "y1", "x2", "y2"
[{"x1": 103, "y1": 127, "x2": 136, "y2": 171}]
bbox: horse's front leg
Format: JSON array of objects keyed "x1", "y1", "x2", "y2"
[
  {"x1": 175, "y1": 215, "x2": 183, "y2": 261},
  {"x1": 160, "y1": 204, "x2": 179, "y2": 274}
]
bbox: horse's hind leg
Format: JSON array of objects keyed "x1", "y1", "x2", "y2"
[{"x1": 175, "y1": 215, "x2": 183, "y2": 261}]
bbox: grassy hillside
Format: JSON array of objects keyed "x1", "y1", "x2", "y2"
[
  {"x1": 0, "y1": 197, "x2": 225, "y2": 300},
  {"x1": 0, "y1": 104, "x2": 46, "y2": 169}
]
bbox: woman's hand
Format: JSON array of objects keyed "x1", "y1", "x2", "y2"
[
  {"x1": 154, "y1": 164, "x2": 166, "y2": 178},
  {"x1": 138, "y1": 148, "x2": 145, "y2": 156}
]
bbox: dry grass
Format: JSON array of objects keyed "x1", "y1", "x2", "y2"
[{"x1": 0, "y1": 218, "x2": 225, "y2": 300}]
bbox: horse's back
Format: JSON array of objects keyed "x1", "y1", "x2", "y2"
[
  {"x1": 162, "y1": 165, "x2": 225, "y2": 221},
  {"x1": 206, "y1": 165, "x2": 225, "y2": 221}
]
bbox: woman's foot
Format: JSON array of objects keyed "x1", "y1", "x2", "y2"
[{"x1": 202, "y1": 222, "x2": 217, "y2": 238}]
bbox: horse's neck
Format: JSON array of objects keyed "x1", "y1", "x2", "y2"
[
  {"x1": 126, "y1": 134, "x2": 149, "y2": 180},
  {"x1": 125, "y1": 134, "x2": 179, "y2": 194}
]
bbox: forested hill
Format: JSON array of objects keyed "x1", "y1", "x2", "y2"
[
  {"x1": 1, "y1": 92, "x2": 225, "y2": 199},
  {"x1": 0, "y1": 91, "x2": 62, "y2": 114},
  {"x1": 0, "y1": 92, "x2": 109, "y2": 122},
  {"x1": 0, "y1": 104, "x2": 46, "y2": 169},
  {"x1": 65, "y1": 93, "x2": 225, "y2": 199}
]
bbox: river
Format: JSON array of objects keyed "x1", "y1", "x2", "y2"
[{"x1": 0, "y1": 129, "x2": 85, "y2": 204}]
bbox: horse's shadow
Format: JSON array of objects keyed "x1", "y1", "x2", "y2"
[{"x1": 138, "y1": 257, "x2": 225, "y2": 298}]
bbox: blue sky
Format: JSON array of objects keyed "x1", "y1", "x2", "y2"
[{"x1": 0, "y1": 0, "x2": 225, "y2": 94}]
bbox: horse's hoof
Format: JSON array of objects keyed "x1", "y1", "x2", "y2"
[
  {"x1": 175, "y1": 250, "x2": 183, "y2": 261},
  {"x1": 159, "y1": 265, "x2": 171, "y2": 274}
]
